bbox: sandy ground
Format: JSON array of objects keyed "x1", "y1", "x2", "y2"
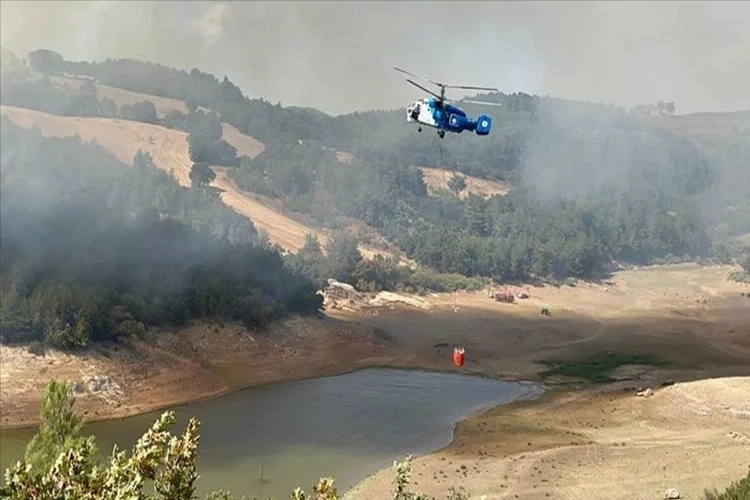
[
  {"x1": 333, "y1": 264, "x2": 750, "y2": 499},
  {"x1": 346, "y1": 379, "x2": 750, "y2": 500},
  {"x1": 419, "y1": 166, "x2": 511, "y2": 199}
]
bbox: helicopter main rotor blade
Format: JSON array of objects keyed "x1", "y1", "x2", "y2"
[
  {"x1": 460, "y1": 99, "x2": 504, "y2": 108},
  {"x1": 406, "y1": 79, "x2": 442, "y2": 100},
  {"x1": 447, "y1": 85, "x2": 500, "y2": 92},
  {"x1": 394, "y1": 66, "x2": 445, "y2": 88}
]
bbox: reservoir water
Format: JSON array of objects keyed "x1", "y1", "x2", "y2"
[{"x1": 0, "y1": 368, "x2": 541, "y2": 498}]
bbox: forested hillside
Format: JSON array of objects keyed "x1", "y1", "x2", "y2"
[
  {"x1": 2, "y1": 47, "x2": 748, "y2": 285},
  {"x1": 0, "y1": 118, "x2": 322, "y2": 348}
]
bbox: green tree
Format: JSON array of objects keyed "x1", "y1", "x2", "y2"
[
  {"x1": 23, "y1": 379, "x2": 98, "y2": 476},
  {"x1": 134, "y1": 149, "x2": 156, "y2": 170},
  {"x1": 119, "y1": 100, "x2": 159, "y2": 124},
  {"x1": 74, "y1": 80, "x2": 100, "y2": 116},
  {"x1": 448, "y1": 173, "x2": 467, "y2": 196},
  {"x1": 703, "y1": 469, "x2": 750, "y2": 500},
  {"x1": 741, "y1": 252, "x2": 750, "y2": 274},
  {"x1": 326, "y1": 231, "x2": 362, "y2": 284},
  {"x1": 190, "y1": 162, "x2": 216, "y2": 188},
  {"x1": 27, "y1": 49, "x2": 65, "y2": 74},
  {"x1": 98, "y1": 97, "x2": 118, "y2": 117}
]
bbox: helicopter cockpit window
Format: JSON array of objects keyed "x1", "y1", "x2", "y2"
[{"x1": 410, "y1": 103, "x2": 420, "y2": 120}]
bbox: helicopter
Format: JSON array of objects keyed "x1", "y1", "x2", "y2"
[{"x1": 394, "y1": 66, "x2": 503, "y2": 139}]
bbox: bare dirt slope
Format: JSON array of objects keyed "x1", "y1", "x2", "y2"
[
  {"x1": 0, "y1": 105, "x2": 394, "y2": 258},
  {"x1": 211, "y1": 167, "x2": 325, "y2": 252},
  {"x1": 212, "y1": 167, "x2": 399, "y2": 260},
  {"x1": 420, "y1": 166, "x2": 511, "y2": 199},
  {"x1": 221, "y1": 122, "x2": 265, "y2": 158},
  {"x1": 329, "y1": 264, "x2": 750, "y2": 381}
]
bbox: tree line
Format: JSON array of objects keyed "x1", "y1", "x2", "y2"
[
  {"x1": 231, "y1": 137, "x2": 720, "y2": 282},
  {"x1": 0, "y1": 118, "x2": 321, "y2": 349},
  {"x1": 1, "y1": 50, "x2": 243, "y2": 175},
  {"x1": 6, "y1": 48, "x2": 748, "y2": 285}
]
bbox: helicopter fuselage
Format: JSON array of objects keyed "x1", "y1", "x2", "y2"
[{"x1": 406, "y1": 97, "x2": 492, "y2": 138}]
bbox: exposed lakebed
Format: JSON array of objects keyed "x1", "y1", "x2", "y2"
[{"x1": 0, "y1": 368, "x2": 542, "y2": 497}]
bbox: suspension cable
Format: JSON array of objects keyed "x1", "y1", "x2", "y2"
[{"x1": 438, "y1": 137, "x2": 446, "y2": 184}]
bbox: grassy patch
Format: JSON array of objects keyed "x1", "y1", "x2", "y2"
[{"x1": 538, "y1": 352, "x2": 667, "y2": 383}]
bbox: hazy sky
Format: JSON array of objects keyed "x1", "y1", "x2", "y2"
[{"x1": 1, "y1": 1, "x2": 748, "y2": 115}]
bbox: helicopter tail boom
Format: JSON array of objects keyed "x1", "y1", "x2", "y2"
[{"x1": 474, "y1": 114, "x2": 492, "y2": 135}]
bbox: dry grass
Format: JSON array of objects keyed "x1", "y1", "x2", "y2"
[
  {"x1": 212, "y1": 168, "x2": 401, "y2": 260},
  {"x1": 211, "y1": 167, "x2": 326, "y2": 252},
  {"x1": 221, "y1": 122, "x2": 265, "y2": 158},
  {"x1": 51, "y1": 75, "x2": 188, "y2": 117},
  {"x1": 1, "y1": 104, "x2": 194, "y2": 186},
  {"x1": 419, "y1": 166, "x2": 511, "y2": 199},
  {"x1": 1, "y1": 105, "x2": 396, "y2": 258},
  {"x1": 53, "y1": 75, "x2": 267, "y2": 161}
]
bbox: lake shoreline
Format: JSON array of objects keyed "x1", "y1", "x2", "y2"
[
  {"x1": 0, "y1": 362, "x2": 538, "y2": 432},
  {"x1": 0, "y1": 313, "x2": 543, "y2": 432},
  {"x1": 1, "y1": 367, "x2": 545, "y2": 497},
  {"x1": 343, "y1": 376, "x2": 750, "y2": 499},
  {"x1": 3, "y1": 264, "x2": 749, "y2": 498},
  {"x1": 0, "y1": 316, "x2": 399, "y2": 430}
]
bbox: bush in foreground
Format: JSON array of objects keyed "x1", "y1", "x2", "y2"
[
  {"x1": 1, "y1": 410, "x2": 453, "y2": 500},
  {"x1": 703, "y1": 468, "x2": 750, "y2": 500}
]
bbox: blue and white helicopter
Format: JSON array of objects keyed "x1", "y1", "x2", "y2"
[{"x1": 394, "y1": 66, "x2": 503, "y2": 139}]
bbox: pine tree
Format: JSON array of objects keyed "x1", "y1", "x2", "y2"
[{"x1": 23, "y1": 379, "x2": 99, "y2": 476}]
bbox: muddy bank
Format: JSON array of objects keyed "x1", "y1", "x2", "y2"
[{"x1": 0, "y1": 315, "x2": 422, "y2": 430}]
